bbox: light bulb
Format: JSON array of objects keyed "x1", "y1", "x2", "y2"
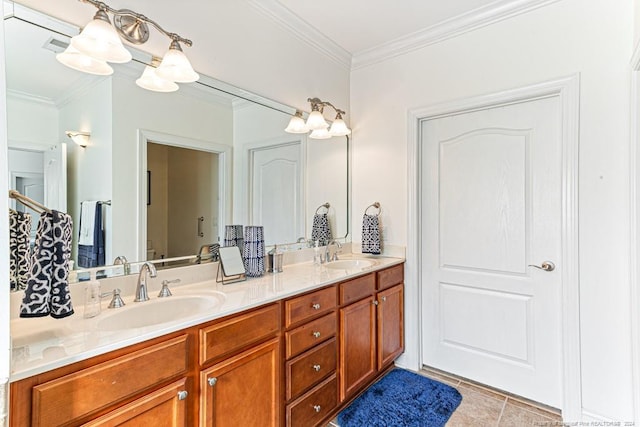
[
  {"x1": 156, "y1": 41, "x2": 199, "y2": 83},
  {"x1": 136, "y1": 65, "x2": 179, "y2": 92},
  {"x1": 56, "y1": 45, "x2": 114, "y2": 76},
  {"x1": 71, "y1": 10, "x2": 132, "y2": 63}
]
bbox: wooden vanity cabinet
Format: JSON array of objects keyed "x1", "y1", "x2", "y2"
[
  {"x1": 283, "y1": 286, "x2": 338, "y2": 427},
  {"x1": 198, "y1": 303, "x2": 281, "y2": 427},
  {"x1": 339, "y1": 264, "x2": 405, "y2": 401}
]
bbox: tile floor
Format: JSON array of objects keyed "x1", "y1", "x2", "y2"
[{"x1": 327, "y1": 367, "x2": 563, "y2": 426}]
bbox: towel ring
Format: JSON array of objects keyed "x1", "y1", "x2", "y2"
[
  {"x1": 364, "y1": 202, "x2": 381, "y2": 216},
  {"x1": 315, "y1": 202, "x2": 330, "y2": 214}
]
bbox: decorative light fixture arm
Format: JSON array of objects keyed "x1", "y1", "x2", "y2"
[{"x1": 79, "y1": 0, "x2": 193, "y2": 46}]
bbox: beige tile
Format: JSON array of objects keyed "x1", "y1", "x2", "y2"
[
  {"x1": 498, "y1": 402, "x2": 562, "y2": 427},
  {"x1": 457, "y1": 381, "x2": 508, "y2": 402},
  {"x1": 446, "y1": 384, "x2": 505, "y2": 426},
  {"x1": 506, "y1": 398, "x2": 562, "y2": 422}
]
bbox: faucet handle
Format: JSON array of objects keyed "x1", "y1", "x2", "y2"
[
  {"x1": 106, "y1": 288, "x2": 125, "y2": 309},
  {"x1": 158, "y1": 279, "x2": 180, "y2": 298}
]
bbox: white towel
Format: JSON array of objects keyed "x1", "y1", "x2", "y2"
[{"x1": 79, "y1": 201, "x2": 98, "y2": 246}]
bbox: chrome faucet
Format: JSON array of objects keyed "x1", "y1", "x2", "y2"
[
  {"x1": 135, "y1": 262, "x2": 157, "y2": 302},
  {"x1": 113, "y1": 255, "x2": 130, "y2": 275},
  {"x1": 325, "y1": 240, "x2": 342, "y2": 262}
]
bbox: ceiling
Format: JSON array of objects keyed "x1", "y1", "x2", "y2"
[{"x1": 274, "y1": 0, "x2": 503, "y2": 54}]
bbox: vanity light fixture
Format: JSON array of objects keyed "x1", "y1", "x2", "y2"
[
  {"x1": 65, "y1": 131, "x2": 91, "y2": 147},
  {"x1": 57, "y1": 0, "x2": 198, "y2": 91},
  {"x1": 285, "y1": 98, "x2": 352, "y2": 139}
]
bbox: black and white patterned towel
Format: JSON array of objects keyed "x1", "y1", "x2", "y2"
[
  {"x1": 20, "y1": 210, "x2": 74, "y2": 319},
  {"x1": 362, "y1": 214, "x2": 381, "y2": 255},
  {"x1": 311, "y1": 213, "x2": 332, "y2": 247},
  {"x1": 9, "y1": 209, "x2": 32, "y2": 291},
  {"x1": 224, "y1": 225, "x2": 244, "y2": 248},
  {"x1": 243, "y1": 226, "x2": 265, "y2": 277}
]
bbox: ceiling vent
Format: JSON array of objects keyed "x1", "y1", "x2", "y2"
[{"x1": 42, "y1": 37, "x2": 69, "y2": 54}]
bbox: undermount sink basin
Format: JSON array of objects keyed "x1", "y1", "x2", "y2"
[
  {"x1": 96, "y1": 292, "x2": 226, "y2": 331},
  {"x1": 325, "y1": 259, "x2": 376, "y2": 270}
]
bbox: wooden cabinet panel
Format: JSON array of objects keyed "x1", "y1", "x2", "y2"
[
  {"x1": 286, "y1": 338, "x2": 337, "y2": 400},
  {"x1": 81, "y1": 379, "x2": 188, "y2": 427},
  {"x1": 32, "y1": 335, "x2": 189, "y2": 427},
  {"x1": 200, "y1": 303, "x2": 280, "y2": 366},
  {"x1": 377, "y1": 284, "x2": 404, "y2": 369},
  {"x1": 377, "y1": 264, "x2": 404, "y2": 290},
  {"x1": 286, "y1": 374, "x2": 337, "y2": 427},
  {"x1": 339, "y1": 273, "x2": 375, "y2": 305},
  {"x1": 285, "y1": 312, "x2": 336, "y2": 359},
  {"x1": 339, "y1": 296, "x2": 376, "y2": 401},
  {"x1": 201, "y1": 338, "x2": 280, "y2": 427},
  {"x1": 285, "y1": 287, "x2": 336, "y2": 327}
]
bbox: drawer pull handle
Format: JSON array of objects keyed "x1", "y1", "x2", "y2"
[
  {"x1": 312, "y1": 364, "x2": 321, "y2": 372},
  {"x1": 208, "y1": 377, "x2": 218, "y2": 387},
  {"x1": 311, "y1": 303, "x2": 321, "y2": 310},
  {"x1": 312, "y1": 331, "x2": 321, "y2": 338},
  {"x1": 177, "y1": 390, "x2": 188, "y2": 400},
  {"x1": 313, "y1": 405, "x2": 322, "y2": 413}
]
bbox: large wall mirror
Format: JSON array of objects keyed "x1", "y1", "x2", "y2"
[{"x1": 4, "y1": 1, "x2": 350, "y2": 287}]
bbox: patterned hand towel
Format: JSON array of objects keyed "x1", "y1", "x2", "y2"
[
  {"x1": 311, "y1": 213, "x2": 332, "y2": 246},
  {"x1": 20, "y1": 210, "x2": 74, "y2": 319},
  {"x1": 362, "y1": 214, "x2": 381, "y2": 255},
  {"x1": 9, "y1": 209, "x2": 32, "y2": 291}
]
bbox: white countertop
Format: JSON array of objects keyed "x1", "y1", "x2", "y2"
[{"x1": 10, "y1": 254, "x2": 404, "y2": 382}]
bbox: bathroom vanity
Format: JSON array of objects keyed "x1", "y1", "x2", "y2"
[{"x1": 9, "y1": 258, "x2": 404, "y2": 426}]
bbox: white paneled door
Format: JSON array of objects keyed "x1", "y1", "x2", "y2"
[{"x1": 420, "y1": 96, "x2": 562, "y2": 407}]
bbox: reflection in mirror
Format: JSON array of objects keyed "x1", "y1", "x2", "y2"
[{"x1": 4, "y1": 1, "x2": 350, "y2": 288}]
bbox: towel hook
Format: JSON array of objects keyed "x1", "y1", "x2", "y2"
[
  {"x1": 315, "y1": 202, "x2": 330, "y2": 214},
  {"x1": 364, "y1": 202, "x2": 381, "y2": 216}
]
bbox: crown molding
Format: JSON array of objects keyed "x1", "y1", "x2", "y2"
[
  {"x1": 7, "y1": 89, "x2": 55, "y2": 106},
  {"x1": 247, "y1": 0, "x2": 352, "y2": 70},
  {"x1": 352, "y1": 0, "x2": 563, "y2": 70}
]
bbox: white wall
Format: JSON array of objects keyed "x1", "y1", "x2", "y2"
[
  {"x1": 6, "y1": 96, "x2": 58, "y2": 145},
  {"x1": 351, "y1": 0, "x2": 634, "y2": 420}
]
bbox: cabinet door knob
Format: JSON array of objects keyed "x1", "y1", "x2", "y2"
[
  {"x1": 381, "y1": 296, "x2": 387, "y2": 302},
  {"x1": 312, "y1": 364, "x2": 321, "y2": 372},
  {"x1": 373, "y1": 300, "x2": 379, "y2": 306},
  {"x1": 313, "y1": 405, "x2": 322, "y2": 413},
  {"x1": 177, "y1": 390, "x2": 188, "y2": 400},
  {"x1": 311, "y1": 303, "x2": 321, "y2": 310},
  {"x1": 312, "y1": 331, "x2": 321, "y2": 338},
  {"x1": 208, "y1": 377, "x2": 218, "y2": 387}
]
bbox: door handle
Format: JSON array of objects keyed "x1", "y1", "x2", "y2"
[
  {"x1": 197, "y1": 216, "x2": 204, "y2": 237},
  {"x1": 528, "y1": 261, "x2": 555, "y2": 272}
]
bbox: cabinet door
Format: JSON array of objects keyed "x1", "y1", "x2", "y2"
[
  {"x1": 201, "y1": 338, "x2": 280, "y2": 427},
  {"x1": 377, "y1": 284, "x2": 404, "y2": 369},
  {"x1": 339, "y1": 296, "x2": 376, "y2": 401},
  {"x1": 82, "y1": 379, "x2": 189, "y2": 427}
]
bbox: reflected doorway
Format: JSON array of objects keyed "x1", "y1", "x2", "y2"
[{"x1": 146, "y1": 142, "x2": 219, "y2": 261}]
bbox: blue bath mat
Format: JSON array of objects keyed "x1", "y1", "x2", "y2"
[{"x1": 337, "y1": 369, "x2": 462, "y2": 427}]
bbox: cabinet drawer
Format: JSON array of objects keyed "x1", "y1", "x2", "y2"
[
  {"x1": 200, "y1": 303, "x2": 280, "y2": 366},
  {"x1": 377, "y1": 263, "x2": 404, "y2": 290},
  {"x1": 32, "y1": 335, "x2": 189, "y2": 427},
  {"x1": 286, "y1": 338, "x2": 337, "y2": 400},
  {"x1": 286, "y1": 374, "x2": 337, "y2": 427},
  {"x1": 285, "y1": 286, "x2": 336, "y2": 327},
  {"x1": 285, "y1": 312, "x2": 336, "y2": 359},
  {"x1": 339, "y1": 273, "x2": 376, "y2": 305}
]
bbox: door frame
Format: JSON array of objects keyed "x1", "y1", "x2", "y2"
[{"x1": 407, "y1": 74, "x2": 581, "y2": 419}]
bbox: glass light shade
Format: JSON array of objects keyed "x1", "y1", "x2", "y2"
[
  {"x1": 136, "y1": 66, "x2": 179, "y2": 92},
  {"x1": 306, "y1": 110, "x2": 329, "y2": 130},
  {"x1": 65, "y1": 131, "x2": 90, "y2": 147},
  {"x1": 309, "y1": 127, "x2": 331, "y2": 139},
  {"x1": 284, "y1": 113, "x2": 309, "y2": 133},
  {"x1": 328, "y1": 118, "x2": 351, "y2": 136},
  {"x1": 156, "y1": 43, "x2": 199, "y2": 83},
  {"x1": 71, "y1": 11, "x2": 132, "y2": 63},
  {"x1": 56, "y1": 45, "x2": 114, "y2": 76}
]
